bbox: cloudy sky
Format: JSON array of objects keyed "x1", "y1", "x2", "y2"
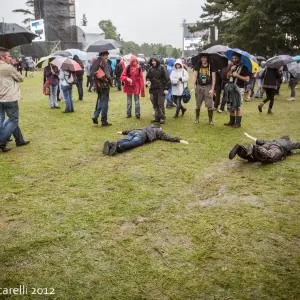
[{"x1": 2, "y1": 0, "x2": 205, "y2": 47}]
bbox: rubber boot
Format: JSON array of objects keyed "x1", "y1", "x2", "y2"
[
  {"x1": 194, "y1": 109, "x2": 200, "y2": 124},
  {"x1": 224, "y1": 115, "x2": 235, "y2": 126},
  {"x1": 208, "y1": 109, "x2": 213, "y2": 125},
  {"x1": 258, "y1": 102, "x2": 264, "y2": 113},
  {"x1": 233, "y1": 116, "x2": 242, "y2": 128}
]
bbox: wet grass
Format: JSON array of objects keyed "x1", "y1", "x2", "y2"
[{"x1": 0, "y1": 72, "x2": 300, "y2": 299}]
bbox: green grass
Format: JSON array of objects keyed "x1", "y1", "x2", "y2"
[{"x1": 0, "y1": 72, "x2": 300, "y2": 300}]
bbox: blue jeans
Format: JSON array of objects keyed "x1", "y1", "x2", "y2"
[
  {"x1": 255, "y1": 78, "x2": 264, "y2": 98},
  {"x1": 118, "y1": 130, "x2": 147, "y2": 152},
  {"x1": 127, "y1": 94, "x2": 140, "y2": 117},
  {"x1": 49, "y1": 85, "x2": 59, "y2": 108},
  {"x1": 0, "y1": 118, "x2": 14, "y2": 144},
  {"x1": 173, "y1": 95, "x2": 184, "y2": 116},
  {"x1": 165, "y1": 87, "x2": 173, "y2": 107},
  {"x1": 62, "y1": 85, "x2": 74, "y2": 112},
  {"x1": 93, "y1": 89, "x2": 109, "y2": 122}
]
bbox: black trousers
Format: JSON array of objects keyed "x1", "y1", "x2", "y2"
[{"x1": 263, "y1": 88, "x2": 276, "y2": 109}]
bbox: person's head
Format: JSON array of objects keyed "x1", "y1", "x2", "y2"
[
  {"x1": 232, "y1": 52, "x2": 241, "y2": 65},
  {"x1": 260, "y1": 61, "x2": 266, "y2": 68},
  {"x1": 0, "y1": 47, "x2": 11, "y2": 64},
  {"x1": 175, "y1": 62, "x2": 182, "y2": 69},
  {"x1": 151, "y1": 59, "x2": 158, "y2": 67},
  {"x1": 99, "y1": 51, "x2": 109, "y2": 61},
  {"x1": 200, "y1": 55, "x2": 208, "y2": 65},
  {"x1": 131, "y1": 59, "x2": 138, "y2": 67}
]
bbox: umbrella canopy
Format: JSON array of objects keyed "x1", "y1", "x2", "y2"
[
  {"x1": 287, "y1": 61, "x2": 300, "y2": 79},
  {"x1": 191, "y1": 51, "x2": 228, "y2": 71},
  {"x1": 65, "y1": 49, "x2": 88, "y2": 61},
  {"x1": 52, "y1": 51, "x2": 72, "y2": 58},
  {"x1": 86, "y1": 39, "x2": 122, "y2": 53},
  {"x1": 256, "y1": 56, "x2": 266, "y2": 61},
  {"x1": 0, "y1": 22, "x2": 37, "y2": 49},
  {"x1": 225, "y1": 48, "x2": 259, "y2": 73},
  {"x1": 292, "y1": 55, "x2": 300, "y2": 62},
  {"x1": 265, "y1": 55, "x2": 294, "y2": 69},
  {"x1": 51, "y1": 57, "x2": 82, "y2": 72},
  {"x1": 36, "y1": 56, "x2": 55, "y2": 68},
  {"x1": 205, "y1": 45, "x2": 230, "y2": 54}
]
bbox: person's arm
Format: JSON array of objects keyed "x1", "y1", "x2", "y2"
[
  {"x1": 210, "y1": 71, "x2": 216, "y2": 96},
  {"x1": 163, "y1": 67, "x2": 171, "y2": 92},
  {"x1": 192, "y1": 70, "x2": 198, "y2": 87},
  {"x1": 159, "y1": 131, "x2": 181, "y2": 143},
  {"x1": 117, "y1": 130, "x2": 133, "y2": 135},
  {"x1": 120, "y1": 67, "x2": 130, "y2": 83},
  {"x1": 291, "y1": 142, "x2": 300, "y2": 149},
  {"x1": 44, "y1": 67, "x2": 51, "y2": 78},
  {"x1": 233, "y1": 68, "x2": 250, "y2": 82},
  {"x1": 10, "y1": 66, "x2": 23, "y2": 82},
  {"x1": 170, "y1": 71, "x2": 178, "y2": 85}
]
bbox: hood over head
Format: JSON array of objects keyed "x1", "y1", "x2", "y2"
[
  {"x1": 174, "y1": 59, "x2": 183, "y2": 68},
  {"x1": 130, "y1": 55, "x2": 139, "y2": 66},
  {"x1": 149, "y1": 55, "x2": 162, "y2": 67},
  {"x1": 168, "y1": 58, "x2": 175, "y2": 67}
]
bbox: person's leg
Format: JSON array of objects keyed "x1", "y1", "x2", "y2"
[
  {"x1": 117, "y1": 132, "x2": 144, "y2": 152},
  {"x1": 233, "y1": 88, "x2": 244, "y2": 128},
  {"x1": 0, "y1": 103, "x2": 5, "y2": 125},
  {"x1": 86, "y1": 76, "x2": 90, "y2": 88},
  {"x1": 151, "y1": 94, "x2": 160, "y2": 122},
  {"x1": 100, "y1": 89, "x2": 110, "y2": 125},
  {"x1": 93, "y1": 94, "x2": 101, "y2": 122},
  {"x1": 214, "y1": 85, "x2": 222, "y2": 109},
  {"x1": 4, "y1": 101, "x2": 19, "y2": 135},
  {"x1": 158, "y1": 95, "x2": 165, "y2": 123},
  {"x1": 0, "y1": 119, "x2": 13, "y2": 143},
  {"x1": 79, "y1": 79, "x2": 83, "y2": 100},
  {"x1": 204, "y1": 85, "x2": 214, "y2": 125},
  {"x1": 69, "y1": 87, "x2": 74, "y2": 112},
  {"x1": 195, "y1": 85, "x2": 203, "y2": 123},
  {"x1": 49, "y1": 85, "x2": 55, "y2": 108},
  {"x1": 88, "y1": 77, "x2": 94, "y2": 92},
  {"x1": 291, "y1": 84, "x2": 296, "y2": 98},
  {"x1": 127, "y1": 94, "x2": 133, "y2": 117},
  {"x1": 134, "y1": 94, "x2": 141, "y2": 118},
  {"x1": 173, "y1": 96, "x2": 179, "y2": 117},
  {"x1": 268, "y1": 89, "x2": 276, "y2": 113}
]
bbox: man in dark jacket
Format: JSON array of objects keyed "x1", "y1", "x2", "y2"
[
  {"x1": 91, "y1": 51, "x2": 112, "y2": 126},
  {"x1": 103, "y1": 124, "x2": 189, "y2": 156},
  {"x1": 146, "y1": 56, "x2": 171, "y2": 124},
  {"x1": 73, "y1": 55, "x2": 84, "y2": 100},
  {"x1": 114, "y1": 59, "x2": 123, "y2": 91},
  {"x1": 229, "y1": 133, "x2": 300, "y2": 164}
]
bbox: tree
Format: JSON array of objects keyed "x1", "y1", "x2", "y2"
[
  {"x1": 81, "y1": 14, "x2": 88, "y2": 26},
  {"x1": 12, "y1": 0, "x2": 35, "y2": 29},
  {"x1": 98, "y1": 20, "x2": 121, "y2": 41},
  {"x1": 191, "y1": 0, "x2": 300, "y2": 56},
  {"x1": 121, "y1": 41, "x2": 141, "y2": 55},
  {"x1": 171, "y1": 48, "x2": 181, "y2": 58}
]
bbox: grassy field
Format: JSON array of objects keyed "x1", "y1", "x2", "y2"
[{"x1": 0, "y1": 72, "x2": 300, "y2": 300}]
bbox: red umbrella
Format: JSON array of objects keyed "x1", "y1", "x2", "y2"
[{"x1": 51, "y1": 57, "x2": 82, "y2": 72}]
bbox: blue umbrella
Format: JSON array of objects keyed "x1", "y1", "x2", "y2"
[
  {"x1": 225, "y1": 48, "x2": 259, "y2": 73},
  {"x1": 292, "y1": 55, "x2": 300, "y2": 62}
]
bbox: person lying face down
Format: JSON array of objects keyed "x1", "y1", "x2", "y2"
[
  {"x1": 103, "y1": 124, "x2": 189, "y2": 156},
  {"x1": 229, "y1": 133, "x2": 300, "y2": 164}
]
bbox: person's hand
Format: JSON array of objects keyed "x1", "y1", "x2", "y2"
[
  {"x1": 146, "y1": 81, "x2": 151, "y2": 87},
  {"x1": 190, "y1": 88, "x2": 195, "y2": 94},
  {"x1": 117, "y1": 131, "x2": 123, "y2": 134},
  {"x1": 127, "y1": 78, "x2": 132, "y2": 84},
  {"x1": 209, "y1": 89, "x2": 214, "y2": 96},
  {"x1": 164, "y1": 90, "x2": 169, "y2": 95},
  {"x1": 231, "y1": 66, "x2": 236, "y2": 72},
  {"x1": 232, "y1": 72, "x2": 238, "y2": 78},
  {"x1": 180, "y1": 140, "x2": 189, "y2": 145},
  {"x1": 179, "y1": 77, "x2": 183, "y2": 82}
]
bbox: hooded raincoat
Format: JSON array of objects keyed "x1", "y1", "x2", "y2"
[
  {"x1": 170, "y1": 59, "x2": 189, "y2": 96},
  {"x1": 120, "y1": 55, "x2": 145, "y2": 97}
]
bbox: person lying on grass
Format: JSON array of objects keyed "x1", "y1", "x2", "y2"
[
  {"x1": 229, "y1": 132, "x2": 300, "y2": 164},
  {"x1": 103, "y1": 124, "x2": 189, "y2": 156}
]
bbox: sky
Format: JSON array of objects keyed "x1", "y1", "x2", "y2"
[{"x1": 1, "y1": 0, "x2": 205, "y2": 47}]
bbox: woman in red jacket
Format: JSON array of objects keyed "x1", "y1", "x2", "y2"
[{"x1": 120, "y1": 55, "x2": 145, "y2": 119}]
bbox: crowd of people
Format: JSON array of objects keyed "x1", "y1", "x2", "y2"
[{"x1": 0, "y1": 46, "x2": 299, "y2": 162}]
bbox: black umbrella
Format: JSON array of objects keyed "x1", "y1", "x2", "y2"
[
  {"x1": 287, "y1": 61, "x2": 300, "y2": 79},
  {"x1": 192, "y1": 51, "x2": 228, "y2": 71},
  {"x1": 86, "y1": 39, "x2": 122, "y2": 53},
  {"x1": 0, "y1": 22, "x2": 38, "y2": 49}
]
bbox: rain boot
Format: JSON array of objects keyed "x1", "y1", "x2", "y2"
[
  {"x1": 208, "y1": 109, "x2": 213, "y2": 125},
  {"x1": 233, "y1": 116, "x2": 242, "y2": 128},
  {"x1": 194, "y1": 109, "x2": 200, "y2": 124},
  {"x1": 224, "y1": 115, "x2": 235, "y2": 126}
]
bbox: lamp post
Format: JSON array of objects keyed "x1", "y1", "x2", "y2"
[{"x1": 182, "y1": 18, "x2": 186, "y2": 58}]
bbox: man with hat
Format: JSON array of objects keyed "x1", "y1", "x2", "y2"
[{"x1": 91, "y1": 51, "x2": 112, "y2": 126}]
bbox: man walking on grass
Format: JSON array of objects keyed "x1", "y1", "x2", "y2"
[{"x1": 0, "y1": 47, "x2": 30, "y2": 152}]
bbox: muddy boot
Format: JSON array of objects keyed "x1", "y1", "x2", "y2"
[
  {"x1": 208, "y1": 109, "x2": 213, "y2": 125},
  {"x1": 224, "y1": 115, "x2": 235, "y2": 126},
  {"x1": 229, "y1": 144, "x2": 241, "y2": 159},
  {"x1": 258, "y1": 102, "x2": 264, "y2": 113},
  {"x1": 233, "y1": 116, "x2": 242, "y2": 128},
  {"x1": 268, "y1": 108, "x2": 273, "y2": 114},
  {"x1": 194, "y1": 109, "x2": 200, "y2": 124}
]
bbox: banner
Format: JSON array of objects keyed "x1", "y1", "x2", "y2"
[{"x1": 30, "y1": 19, "x2": 46, "y2": 42}]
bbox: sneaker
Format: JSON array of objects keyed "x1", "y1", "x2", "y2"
[
  {"x1": 229, "y1": 144, "x2": 240, "y2": 159},
  {"x1": 92, "y1": 117, "x2": 98, "y2": 124},
  {"x1": 102, "y1": 122, "x2": 112, "y2": 127},
  {"x1": 16, "y1": 141, "x2": 30, "y2": 147},
  {"x1": 288, "y1": 97, "x2": 295, "y2": 101},
  {"x1": 217, "y1": 109, "x2": 223, "y2": 113}
]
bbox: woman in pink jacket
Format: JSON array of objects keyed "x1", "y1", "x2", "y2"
[{"x1": 120, "y1": 56, "x2": 145, "y2": 119}]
